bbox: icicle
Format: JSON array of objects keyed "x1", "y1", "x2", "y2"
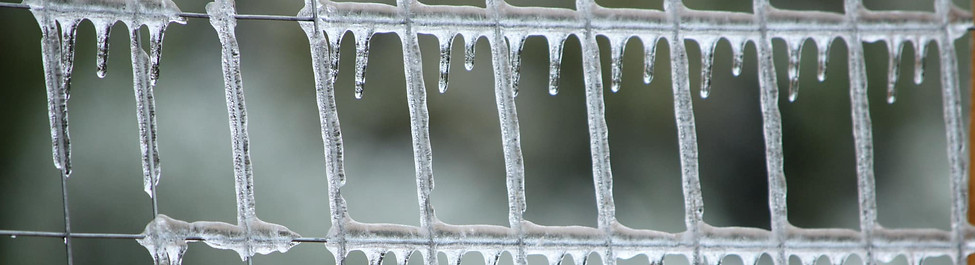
[
  {"x1": 699, "y1": 38, "x2": 717, "y2": 99},
  {"x1": 609, "y1": 36, "x2": 627, "y2": 93},
  {"x1": 787, "y1": 38, "x2": 805, "y2": 102},
  {"x1": 367, "y1": 250, "x2": 387, "y2": 265},
  {"x1": 816, "y1": 37, "x2": 832, "y2": 82},
  {"x1": 129, "y1": 25, "x2": 162, "y2": 196},
  {"x1": 59, "y1": 18, "x2": 81, "y2": 90},
  {"x1": 483, "y1": 250, "x2": 501, "y2": 265},
  {"x1": 465, "y1": 33, "x2": 478, "y2": 71},
  {"x1": 546, "y1": 252, "x2": 566, "y2": 265},
  {"x1": 94, "y1": 21, "x2": 112, "y2": 78},
  {"x1": 438, "y1": 33, "x2": 455, "y2": 93},
  {"x1": 444, "y1": 250, "x2": 463, "y2": 265},
  {"x1": 208, "y1": 0, "x2": 256, "y2": 223},
  {"x1": 549, "y1": 34, "x2": 566, "y2": 95},
  {"x1": 393, "y1": 250, "x2": 414, "y2": 265},
  {"x1": 327, "y1": 30, "x2": 346, "y2": 87},
  {"x1": 730, "y1": 38, "x2": 746, "y2": 77},
  {"x1": 510, "y1": 34, "x2": 527, "y2": 96},
  {"x1": 353, "y1": 30, "x2": 373, "y2": 99},
  {"x1": 886, "y1": 38, "x2": 903, "y2": 104},
  {"x1": 33, "y1": 11, "x2": 76, "y2": 177},
  {"x1": 644, "y1": 36, "x2": 658, "y2": 84},
  {"x1": 912, "y1": 37, "x2": 928, "y2": 85},
  {"x1": 148, "y1": 24, "x2": 168, "y2": 86},
  {"x1": 572, "y1": 252, "x2": 589, "y2": 265}
]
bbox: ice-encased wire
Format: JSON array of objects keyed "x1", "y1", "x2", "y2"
[{"x1": 10, "y1": 0, "x2": 975, "y2": 264}]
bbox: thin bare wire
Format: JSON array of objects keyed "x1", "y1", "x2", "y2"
[
  {"x1": 0, "y1": 2, "x2": 313, "y2": 21},
  {"x1": 0, "y1": 229, "x2": 328, "y2": 243}
]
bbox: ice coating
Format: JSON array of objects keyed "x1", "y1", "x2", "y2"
[
  {"x1": 137, "y1": 214, "x2": 300, "y2": 265},
  {"x1": 290, "y1": 0, "x2": 973, "y2": 264}
]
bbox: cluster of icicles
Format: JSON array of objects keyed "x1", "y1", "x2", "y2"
[{"x1": 24, "y1": 0, "x2": 970, "y2": 264}]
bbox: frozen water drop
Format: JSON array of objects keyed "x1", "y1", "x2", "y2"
[
  {"x1": 644, "y1": 36, "x2": 658, "y2": 84},
  {"x1": 549, "y1": 35, "x2": 566, "y2": 95},
  {"x1": 438, "y1": 33, "x2": 455, "y2": 94},
  {"x1": 9, "y1": 235, "x2": 16, "y2": 239},
  {"x1": 354, "y1": 30, "x2": 373, "y2": 99}
]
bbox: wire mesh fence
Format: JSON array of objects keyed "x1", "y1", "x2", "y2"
[{"x1": 0, "y1": 0, "x2": 973, "y2": 264}]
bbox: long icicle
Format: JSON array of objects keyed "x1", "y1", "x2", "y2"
[
  {"x1": 845, "y1": 2, "x2": 878, "y2": 265},
  {"x1": 398, "y1": 2, "x2": 438, "y2": 265},
  {"x1": 300, "y1": 0, "x2": 350, "y2": 263},
  {"x1": 488, "y1": 1, "x2": 528, "y2": 265},
  {"x1": 754, "y1": 2, "x2": 789, "y2": 265}
]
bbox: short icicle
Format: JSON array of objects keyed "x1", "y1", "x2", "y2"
[
  {"x1": 787, "y1": 37, "x2": 804, "y2": 102},
  {"x1": 699, "y1": 37, "x2": 717, "y2": 99},
  {"x1": 549, "y1": 34, "x2": 567, "y2": 95},
  {"x1": 886, "y1": 38, "x2": 903, "y2": 104},
  {"x1": 912, "y1": 37, "x2": 927, "y2": 85},
  {"x1": 816, "y1": 36, "x2": 832, "y2": 82},
  {"x1": 148, "y1": 24, "x2": 168, "y2": 86},
  {"x1": 353, "y1": 30, "x2": 373, "y2": 99},
  {"x1": 730, "y1": 38, "x2": 746, "y2": 77},
  {"x1": 465, "y1": 33, "x2": 478, "y2": 71},
  {"x1": 438, "y1": 33, "x2": 455, "y2": 93},
  {"x1": 508, "y1": 34, "x2": 527, "y2": 97},
  {"x1": 610, "y1": 35, "x2": 627, "y2": 93},
  {"x1": 327, "y1": 29, "x2": 346, "y2": 88},
  {"x1": 94, "y1": 20, "x2": 112, "y2": 78},
  {"x1": 644, "y1": 35, "x2": 658, "y2": 84}
]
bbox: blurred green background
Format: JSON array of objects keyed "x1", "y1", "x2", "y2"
[{"x1": 0, "y1": 0, "x2": 971, "y2": 264}]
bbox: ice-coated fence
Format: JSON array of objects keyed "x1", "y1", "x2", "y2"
[{"x1": 0, "y1": 0, "x2": 973, "y2": 265}]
